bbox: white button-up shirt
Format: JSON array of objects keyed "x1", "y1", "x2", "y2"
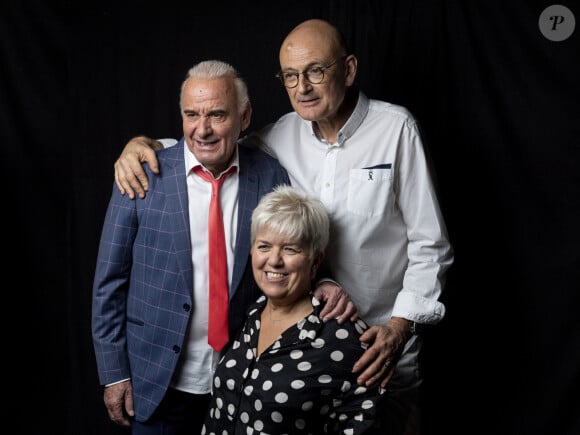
[{"x1": 248, "y1": 92, "x2": 453, "y2": 326}]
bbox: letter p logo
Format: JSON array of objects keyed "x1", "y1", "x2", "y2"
[{"x1": 539, "y1": 5, "x2": 575, "y2": 41}]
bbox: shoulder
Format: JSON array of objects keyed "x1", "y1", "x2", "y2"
[
  {"x1": 368, "y1": 98, "x2": 416, "y2": 123},
  {"x1": 238, "y1": 142, "x2": 286, "y2": 172},
  {"x1": 237, "y1": 144, "x2": 290, "y2": 188},
  {"x1": 257, "y1": 112, "x2": 303, "y2": 137},
  {"x1": 308, "y1": 318, "x2": 370, "y2": 369},
  {"x1": 315, "y1": 313, "x2": 370, "y2": 351},
  {"x1": 321, "y1": 317, "x2": 369, "y2": 339},
  {"x1": 154, "y1": 141, "x2": 185, "y2": 170}
]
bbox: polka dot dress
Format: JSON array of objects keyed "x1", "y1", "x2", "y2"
[{"x1": 201, "y1": 295, "x2": 385, "y2": 434}]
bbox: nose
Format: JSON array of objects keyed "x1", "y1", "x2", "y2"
[
  {"x1": 296, "y1": 73, "x2": 312, "y2": 91},
  {"x1": 197, "y1": 116, "x2": 213, "y2": 136},
  {"x1": 266, "y1": 249, "x2": 284, "y2": 266}
]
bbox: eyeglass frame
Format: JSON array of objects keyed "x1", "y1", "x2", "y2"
[{"x1": 275, "y1": 56, "x2": 346, "y2": 88}]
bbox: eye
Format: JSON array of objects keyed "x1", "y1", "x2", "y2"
[
  {"x1": 283, "y1": 246, "x2": 302, "y2": 255},
  {"x1": 256, "y1": 243, "x2": 271, "y2": 252},
  {"x1": 207, "y1": 110, "x2": 227, "y2": 121},
  {"x1": 307, "y1": 66, "x2": 324, "y2": 77}
]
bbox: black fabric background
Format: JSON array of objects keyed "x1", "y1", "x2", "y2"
[{"x1": 1, "y1": 1, "x2": 579, "y2": 434}]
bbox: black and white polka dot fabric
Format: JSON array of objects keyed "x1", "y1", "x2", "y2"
[{"x1": 201, "y1": 294, "x2": 385, "y2": 434}]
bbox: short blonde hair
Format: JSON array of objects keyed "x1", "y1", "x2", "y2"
[{"x1": 251, "y1": 185, "x2": 329, "y2": 259}]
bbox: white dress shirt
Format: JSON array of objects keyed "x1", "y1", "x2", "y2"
[
  {"x1": 170, "y1": 143, "x2": 239, "y2": 394},
  {"x1": 249, "y1": 92, "x2": 453, "y2": 327}
]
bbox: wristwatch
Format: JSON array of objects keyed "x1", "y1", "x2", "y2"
[{"x1": 409, "y1": 321, "x2": 424, "y2": 335}]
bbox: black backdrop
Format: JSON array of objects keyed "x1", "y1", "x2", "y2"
[{"x1": 2, "y1": 1, "x2": 579, "y2": 434}]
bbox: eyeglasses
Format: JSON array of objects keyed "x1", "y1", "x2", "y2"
[{"x1": 275, "y1": 57, "x2": 343, "y2": 88}]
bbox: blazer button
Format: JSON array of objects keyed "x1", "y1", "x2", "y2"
[
  {"x1": 183, "y1": 303, "x2": 191, "y2": 312},
  {"x1": 172, "y1": 345, "x2": 180, "y2": 353}
]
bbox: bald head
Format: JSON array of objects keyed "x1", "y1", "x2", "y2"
[
  {"x1": 276, "y1": 18, "x2": 357, "y2": 132},
  {"x1": 280, "y1": 19, "x2": 347, "y2": 64}
]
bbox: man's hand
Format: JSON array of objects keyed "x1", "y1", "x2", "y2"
[
  {"x1": 114, "y1": 135, "x2": 163, "y2": 199},
  {"x1": 313, "y1": 281, "x2": 359, "y2": 324},
  {"x1": 103, "y1": 380, "x2": 135, "y2": 427},
  {"x1": 352, "y1": 317, "x2": 412, "y2": 388}
]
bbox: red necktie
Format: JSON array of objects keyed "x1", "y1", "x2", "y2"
[{"x1": 193, "y1": 165, "x2": 237, "y2": 352}]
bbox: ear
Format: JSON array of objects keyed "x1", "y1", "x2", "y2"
[{"x1": 344, "y1": 54, "x2": 358, "y2": 87}]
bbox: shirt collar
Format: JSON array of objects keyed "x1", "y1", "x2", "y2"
[
  {"x1": 306, "y1": 91, "x2": 369, "y2": 147},
  {"x1": 184, "y1": 141, "x2": 240, "y2": 176},
  {"x1": 248, "y1": 294, "x2": 324, "y2": 341}
]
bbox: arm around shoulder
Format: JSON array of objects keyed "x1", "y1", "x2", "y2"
[{"x1": 114, "y1": 135, "x2": 171, "y2": 199}]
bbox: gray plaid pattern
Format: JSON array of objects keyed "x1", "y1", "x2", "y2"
[{"x1": 92, "y1": 139, "x2": 290, "y2": 421}]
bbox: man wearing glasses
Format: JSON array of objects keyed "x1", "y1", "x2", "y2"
[{"x1": 114, "y1": 18, "x2": 453, "y2": 434}]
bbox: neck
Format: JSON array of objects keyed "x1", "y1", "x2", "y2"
[
  {"x1": 314, "y1": 87, "x2": 358, "y2": 143},
  {"x1": 262, "y1": 296, "x2": 313, "y2": 323}
]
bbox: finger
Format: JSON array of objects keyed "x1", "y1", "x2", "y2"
[
  {"x1": 330, "y1": 298, "x2": 350, "y2": 324},
  {"x1": 134, "y1": 173, "x2": 150, "y2": 198},
  {"x1": 352, "y1": 339, "x2": 380, "y2": 374},
  {"x1": 316, "y1": 284, "x2": 343, "y2": 320},
  {"x1": 352, "y1": 351, "x2": 373, "y2": 376},
  {"x1": 380, "y1": 368, "x2": 395, "y2": 389},
  {"x1": 131, "y1": 151, "x2": 153, "y2": 191},
  {"x1": 359, "y1": 355, "x2": 391, "y2": 387},
  {"x1": 114, "y1": 159, "x2": 141, "y2": 200},
  {"x1": 126, "y1": 159, "x2": 148, "y2": 199},
  {"x1": 144, "y1": 147, "x2": 160, "y2": 174},
  {"x1": 335, "y1": 301, "x2": 359, "y2": 324},
  {"x1": 117, "y1": 158, "x2": 146, "y2": 199},
  {"x1": 365, "y1": 362, "x2": 395, "y2": 388},
  {"x1": 358, "y1": 326, "x2": 378, "y2": 346},
  {"x1": 320, "y1": 296, "x2": 346, "y2": 322},
  {"x1": 114, "y1": 166, "x2": 128, "y2": 198},
  {"x1": 317, "y1": 292, "x2": 337, "y2": 319},
  {"x1": 350, "y1": 305, "x2": 360, "y2": 322},
  {"x1": 124, "y1": 387, "x2": 135, "y2": 418}
]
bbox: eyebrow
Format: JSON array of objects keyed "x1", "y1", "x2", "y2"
[
  {"x1": 183, "y1": 109, "x2": 227, "y2": 116},
  {"x1": 281, "y1": 61, "x2": 327, "y2": 72}
]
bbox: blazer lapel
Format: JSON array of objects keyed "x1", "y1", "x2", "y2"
[
  {"x1": 231, "y1": 149, "x2": 258, "y2": 295},
  {"x1": 164, "y1": 141, "x2": 194, "y2": 287}
]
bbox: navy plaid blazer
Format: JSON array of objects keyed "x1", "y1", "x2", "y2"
[{"x1": 92, "y1": 138, "x2": 290, "y2": 421}]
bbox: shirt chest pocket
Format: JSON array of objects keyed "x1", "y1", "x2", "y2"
[{"x1": 347, "y1": 167, "x2": 393, "y2": 217}]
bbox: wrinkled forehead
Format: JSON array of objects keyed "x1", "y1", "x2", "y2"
[{"x1": 181, "y1": 77, "x2": 237, "y2": 111}]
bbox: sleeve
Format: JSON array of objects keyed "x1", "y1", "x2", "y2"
[
  {"x1": 91, "y1": 183, "x2": 138, "y2": 385},
  {"x1": 391, "y1": 117, "x2": 454, "y2": 324},
  {"x1": 158, "y1": 138, "x2": 178, "y2": 148}
]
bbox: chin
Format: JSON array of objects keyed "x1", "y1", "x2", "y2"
[{"x1": 262, "y1": 289, "x2": 287, "y2": 300}]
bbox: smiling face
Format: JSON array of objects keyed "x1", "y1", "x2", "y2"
[
  {"x1": 251, "y1": 225, "x2": 320, "y2": 307},
  {"x1": 181, "y1": 76, "x2": 251, "y2": 176}
]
